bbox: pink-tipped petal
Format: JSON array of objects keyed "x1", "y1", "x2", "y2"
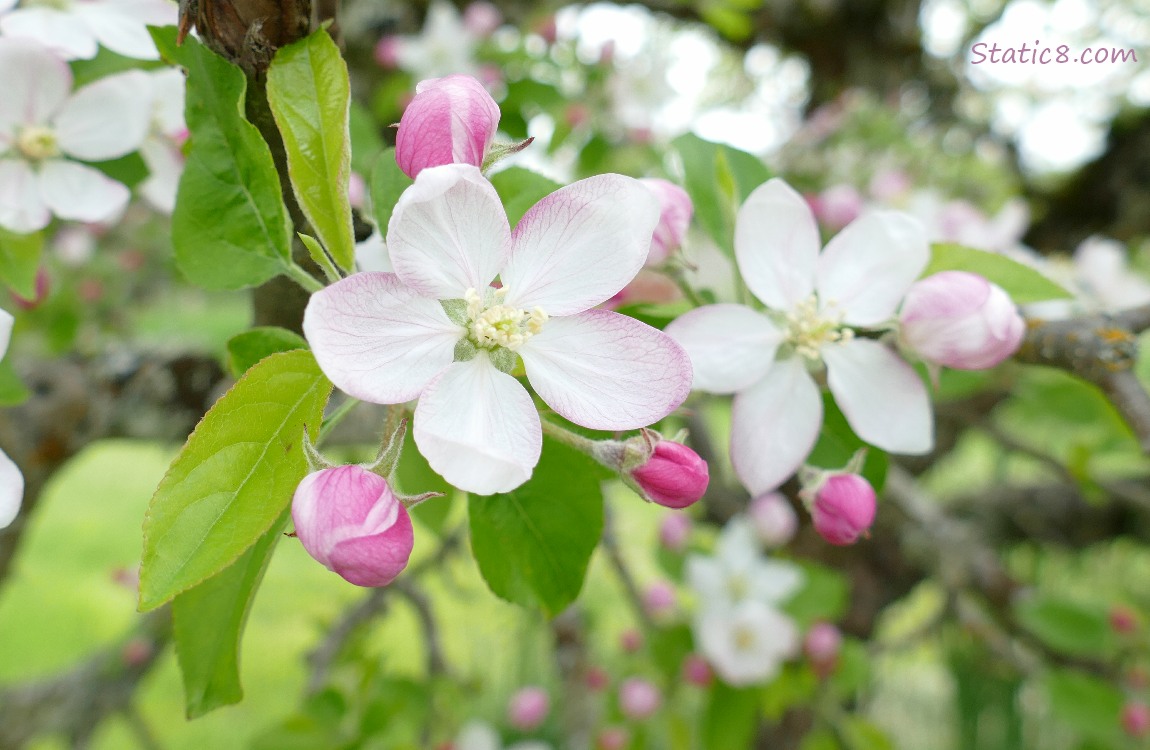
[
  {"x1": 639, "y1": 177, "x2": 692, "y2": 265},
  {"x1": 0, "y1": 447, "x2": 23, "y2": 529},
  {"x1": 302, "y1": 272, "x2": 462, "y2": 404},
  {"x1": 0, "y1": 38, "x2": 73, "y2": 133},
  {"x1": 730, "y1": 357, "x2": 822, "y2": 495},
  {"x1": 503, "y1": 174, "x2": 659, "y2": 316},
  {"x1": 823, "y1": 338, "x2": 933, "y2": 454},
  {"x1": 387, "y1": 164, "x2": 510, "y2": 298},
  {"x1": 139, "y1": 138, "x2": 184, "y2": 214},
  {"x1": 327, "y1": 510, "x2": 414, "y2": 587},
  {"x1": 0, "y1": 160, "x2": 50, "y2": 234},
  {"x1": 734, "y1": 178, "x2": 821, "y2": 311},
  {"x1": 664, "y1": 303, "x2": 782, "y2": 394},
  {"x1": 816, "y1": 210, "x2": 929, "y2": 326},
  {"x1": 394, "y1": 74, "x2": 500, "y2": 178},
  {"x1": 519, "y1": 309, "x2": 691, "y2": 430},
  {"x1": 0, "y1": 9, "x2": 97, "y2": 60},
  {"x1": 413, "y1": 354, "x2": 542, "y2": 495},
  {"x1": 54, "y1": 69, "x2": 152, "y2": 161},
  {"x1": 37, "y1": 160, "x2": 129, "y2": 224}
]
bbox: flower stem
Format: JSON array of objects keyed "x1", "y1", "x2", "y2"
[
  {"x1": 284, "y1": 262, "x2": 325, "y2": 293},
  {"x1": 541, "y1": 419, "x2": 596, "y2": 454},
  {"x1": 318, "y1": 396, "x2": 361, "y2": 443}
]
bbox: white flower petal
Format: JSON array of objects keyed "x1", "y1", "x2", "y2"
[
  {"x1": 0, "y1": 447, "x2": 23, "y2": 529},
  {"x1": 0, "y1": 38, "x2": 73, "y2": 135},
  {"x1": 302, "y1": 272, "x2": 462, "y2": 404},
  {"x1": 0, "y1": 307, "x2": 12, "y2": 360},
  {"x1": 520, "y1": 309, "x2": 691, "y2": 430},
  {"x1": 734, "y1": 178, "x2": 820, "y2": 311},
  {"x1": 37, "y1": 160, "x2": 129, "y2": 224},
  {"x1": 749, "y1": 559, "x2": 804, "y2": 604},
  {"x1": 664, "y1": 303, "x2": 782, "y2": 394},
  {"x1": 816, "y1": 210, "x2": 929, "y2": 326},
  {"x1": 823, "y1": 338, "x2": 933, "y2": 454},
  {"x1": 54, "y1": 70, "x2": 152, "y2": 161},
  {"x1": 698, "y1": 600, "x2": 798, "y2": 686},
  {"x1": 0, "y1": 9, "x2": 98, "y2": 60},
  {"x1": 139, "y1": 137, "x2": 183, "y2": 214},
  {"x1": 146, "y1": 67, "x2": 187, "y2": 137},
  {"x1": 730, "y1": 357, "x2": 822, "y2": 495},
  {"x1": 0, "y1": 160, "x2": 49, "y2": 233},
  {"x1": 354, "y1": 229, "x2": 392, "y2": 273},
  {"x1": 413, "y1": 354, "x2": 541, "y2": 495},
  {"x1": 387, "y1": 163, "x2": 509, "y2": 299},
  {"x1": 502, "y1": 174, "x2": 659, "y2": 316},
  {"x1": 74, "y1": 0, "x2": 175, "y2": 59}
]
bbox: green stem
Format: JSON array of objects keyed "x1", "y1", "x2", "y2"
[
  {"x1": 284, "y1": 261, "x2": 325, "y2": 293},
  {"x1": 541, "y1": 419, "x2": 596, "y2": 454},
  {"x1": 668, "y1": 267, "x2": 706, "y2": 307},
  {"x1": 318, "y1": 396, "x2": 361, "y2": 443}
]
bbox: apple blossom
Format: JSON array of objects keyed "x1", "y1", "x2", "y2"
[
  {"x1": 748, "y1": 492, "x2": 798, "y2": 548},
  {"x1": 630, "y1": 439, "x2": 708, "y2": 509},
  {"x1": 395, "y1": 75, "x2": 500, "y2": 179},
  {"x1": 1123, "y1": 701, "x2": 1150, "y2": 738},
  {"x1": 380, "y1": 0, "x2": 482, "y2": 80},
  {"x1": 658, "y1": 512, "x2": 692, "y2": 552},
  {"x1": 304, "y1": 164, "x2": 692, "y2": 495},
  {"x1": 618, "y1": 677, "x2": 661, "y2": 719},
  {"x1": 686, "y1": 517, "x2": 803, "y2": 613},
  {"x1": 899, "y1": 271, "x2": 1025, "y2": 370},
  {"x1": 0, "y1": 39, "x2": 150, "y2": 233},
  {"x1": 1073, "y1": 236, "x2": 1150, "y2": 312},
  {"x1": 804, "y1": 471, "x2": 876, "y2": 546},
  {"x1": 0, "y1": 306, "x2": 22, "y2": 529},
  {"x1": 697, "y1": 598, "x2": 799, "y2": 686},
  {"x1": 0, "y1": 0, "x2": 176, "y2": 60},
  {"x1": 138, "y1": 67, "x2": 188, "y2": 215},
  {"x1": 507, "y1": 687, "x2": 549, "y2": 731},
  {"x1": 666, "y1": 178, "x2": 933, "y2": 494},
  {"x1": 638, "y1": 178, "x2": 692, "y2": 265},
  {"x1": 642, "y1": 580, "x2": 677, "y2": 619},
  {"x1": 291, "y1": 465, "x2": 414, "y2": 587}
]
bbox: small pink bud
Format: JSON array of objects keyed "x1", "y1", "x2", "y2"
[
  {"x1": 639, "y1": 178, "x2": 693, "y2": 265},
  {"x1": 463, "y1": 1, "x2": 502, "y2": 36},
  {"x1": 1123, "y1": 701, "x2": 1150, "y2": 738},
  {"x1": 899, "y1": 271, "x2": 1025, "y2": 370},
  {"x1": 118, "y1": 249, "x2": 146, "y2": 272},
  {"x1": 681, "y1": 653, "x2": 712, "y2": 687},
  {"x1": 78, "y1": 279, "x2": 103, "y2": 303},
  {"x1": 809, "y1": 473, "x2": 876, "y2": 546},
  {"x1": 642, "y1": 581, "x2": 676, "y2": 619},
  {"x1": 812, "y1": 184, "x2": 863, "y2": 231},
  {"x1": 121, "y1": 638, "x2": 153, "y2": 667},
  {"x1": 507, "y1": 686, "x2": 549, "y2": 731},
  {"x1": 597, "y1": 727, "x2": 629, "y2": 750},
  {"x1": 868, "y1": 169, "x2": 911, "y2": 202},
  {"x1": 608, "y1": 269, "x2": 682, "y2": 308},
  {"x1": 620, "y1": 628, "x2": 643, "y2": 653},
  {"x1": 348, "y1": 172, "x2": 367, "y2": 210},
  {"x1": 631, "y1": 441, "x2": 709, "y2": 509},
  {"x1": 533, "y1": 15, "x2": 557, "y2": 44},
  {"x1": 1110, "y1": 605, "x2": 1138, "y2": 635},
  {"x1": 619, "y1": 678, "x2": 661, "y2": 720},
  {"x1": 291, "y1": 466, "x2": 414, "y2": 587},
  {"x1": 373, "y1": 36, "x2": 402, "y2": 69},
  {"x1": 658, "y1": 513, "x2": 692, "y2": 552},
  {"x1": 748, "y1": 492, "x2": 798, "y2": 548},
  {"x1": 585, "y1": 665, "x2": 610, "y2": 691},
  {"x1": 394, "y1": 75, "x2": 500, "y2": 179},
  {"x1": 804, "y1": 622, "x2": 842, "y2": 678},
  {"x1": 12, "y1": 267, "x2": 49, "y2": 310},
  {"x1": 564, "y1": 103, "x2": 590, "y2": 128}
]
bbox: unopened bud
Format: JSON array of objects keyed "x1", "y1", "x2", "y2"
[
  {"x1": 1110, "y1": 605, "x2": 1138, "y2": 635},
  {"x1": 395, "y1": 75, "x2": 500, "y2": 179},
  {"x1": 748, "y1": 492, "x2": 798, "y2": 548},
  {"x1": 1123, "y1": 701, "x2": 1150, "y2": 738},
  {"x1": 803, "y1": 472, "x2": 876, "y2": 546},
  {"x1": 619, "y1": 628, "x2": 642, "y2": 653},
  {"x1": 618, "y1": 677, "x2": 661, "y2": 720},
  {"x1": 638, "y1": 178, "x2": 692, "y2": 265},
  {"x1": 681, "y1": 653, "x2": 712, "y2": 687},
  {"x1": 597, "y1": 727, "x2": 629, "y2": 750},
  {"x1": 507, "y1": 686, "x2": 549, "y2": 731},
  {"x1": 811, "y1": 184, "x2": 863, "y2": 231},
  {"x1": 630, "y1": 440, "x2": 709, "y2": 509},
  {"x1": 642, "y1": 580, "x2": 676, "y2": 620},
  {"x1": 658, "y1": 512, "x2": 692, "y2": 552},
  {"x1": 804, "y1": 622, "x2": 842, "y2": 678}
]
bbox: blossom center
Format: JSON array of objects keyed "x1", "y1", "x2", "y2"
[
  {"x1": 784, "y1": 295, "x2": 853, "y2": 361},
  {"x1": 16, "y1": 125, "x2": 60, "y2": 161},
  {"x1": 725, "y1": 573, "x2": 748, "y2": 601},
  {"x1": 464, "y1": 287, "x2": 547, "y2": 352},
  {"x1": 732, "y1": 624, "x2": 757, "y2": 651}
]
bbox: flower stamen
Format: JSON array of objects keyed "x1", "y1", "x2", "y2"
[
  {"x1": 16, "y1": 125, "x2": 60, "y2": 162},
  {"x1": 784, "y1": 294, "x2": 853, "y2": 362},
  {"x1": 463, "y1": 287, "x2": 548, "y2": 352}
]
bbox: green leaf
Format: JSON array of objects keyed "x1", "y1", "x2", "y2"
[
  {"x1": 349, "y1": 100, "x2": 385, "y2": 176},
  {"x1": 139, "y1": 350, "x2": 331, "y2": 611},
  {"x1": 0, "y1": 228, "x2": 43, "y2": 298},
  {"x1": 0, "y1": 359, "x2": 29, "y2": 407},
  {"x1": 490, "y1": 167, "x2": 563, "y2": 227},
  {"x1": 702, "y1": 682, "x2": 761, "y2": 749},
  {"x1": 672, "y1": 133, "x2": 770, "y2": 256},
  {"x1": 173, "y1": 509, "x2": 287, "y2": 717},
  {"x1": 924, "y1": 243, "x2": 1072, "y2": 304},
  {"x1": 1015, "y1": 595, "x2": 1115, "y2": 658},
  {"x1": 468, "y1": 439, "x2": 604, "y2": 616},
  {"x1": 839, "y1": 718, "x2": 895, "y2": 750},
  {"x1": 151, "y1": 27, "x2": 293, "y2": 290},
  {"x1": 783, "y1": 561, "x2": 849, "y2": 629},
  {"x1": 368, "y1": 148, "x2": 413, "y2": 235},
  {"x1": 650, "y1": 624, "x2": 693, "y2": 680},
  {"x1": 1042, "y1": 669, "x2": 1124, "y2": 742},
  {"x1": 268, "y1": 30, "x2": 356, "y2": 272},
  {"x1": 226, "y1": 326, "x2": 309, "y2": 377}
]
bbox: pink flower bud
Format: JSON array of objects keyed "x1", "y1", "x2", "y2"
[
  {"x1": 868, "y1": 169, "x2": 911, "y2": 202},
  {"x1": 463, "y1": 1, "x2": 502, "y2": 36},
  {"x1": 812, "y1": 184, "x2": 863, "y2": 231},
  {"x1": 1110, "y1": 605, "x2": 1138, "y2": 635},
  {"x1": 899, "y1": 271, "x2": 1025, "y2": 370},
  {"x1": 639, "y1": 179, "x2": 693, "y2": 265},
  {"x1": 394, "y1": 75, "x2": 500, "y2": 179},
  {"x1": 121, "y1": 638, "x2": 153, "y2": 667},
  {"x1": 809, "y1": 473, "x2": 876, "y2": 546},
  {"x1": 749, "y1": 492, "x2": 798, "y2": 548},
  {"x1": 619, "y1": 678, "x2": 661, "y2": 720},
  {"x1": 507, "y1": 686, "x2": 549, "y2": 731},
  {"x1": 373, "y1": 36, "x2": 402, "y2": 69},
  {"x1": 642, "y1": 581, "x2": 676, "y2": 619},
  {"x1": 804, "y1": 622, "x2": 842, "y2": 678},
  {"x1": 597, "y1": 727, "x2": 629, "y2": 750},
  {"x1": 681, "y1": 653, "x2": 712, "y2": 687},
  {"x1": 1123, "y1": 701, "x2": 1150, "y2": 738},
  {"x1": 619, "y1": 628, "x2": 643, "y2": 653},
  {"x1": 585, "y1": 665, "x2": 610, "y2": 691},
  {"x1": 291, "y1": 466, "x2": 414, "y2": 587},
  {"x1": 631, "y1": 441, "x2": 709, "y2": 510},
  {"x1": 658, "y1": 512, "x2": 692, "y2": 552},
  {"x1": 348, "y1": 172, "x2": 367, "y2": 210}
]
